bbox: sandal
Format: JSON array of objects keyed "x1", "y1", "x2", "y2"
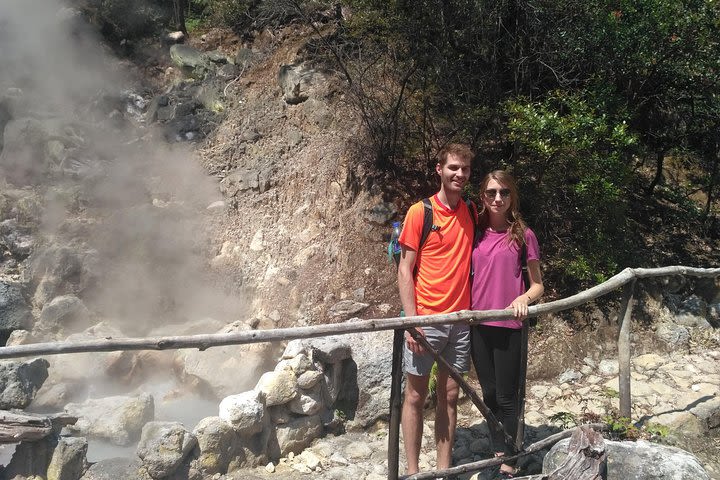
[{"x1": 497, "y1": 466, "x2": 519, "y2": 479}]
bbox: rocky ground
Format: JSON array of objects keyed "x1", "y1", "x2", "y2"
[{"x1": 227, "y1": 344, "x2": 720, "y2": 480}]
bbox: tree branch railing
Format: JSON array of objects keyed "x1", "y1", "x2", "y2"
[
  {"x1": 1, "y1": 265, "x2": 719, "y2": 480},
  {"x1": 1, "y1": 266, "x2": 717, "y2": 361}
]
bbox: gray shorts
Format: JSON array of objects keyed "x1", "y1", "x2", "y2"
[{"x1": 403, "y1": 324, "x2": 470, "y2": 376}]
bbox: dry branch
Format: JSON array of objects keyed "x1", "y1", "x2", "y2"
[
  {"x1": 402, "y1": 424, "x2": 606, "y2": 480},
  {"x1": 0, "y1": 266, "x2": 718, "y2": 360}
]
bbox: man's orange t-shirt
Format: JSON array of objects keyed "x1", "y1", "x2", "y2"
[{"x1": 398, "y1": 195, "x2": 474, "y2": 315}]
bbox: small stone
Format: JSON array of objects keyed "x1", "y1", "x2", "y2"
[{"x1": 265, "y1": 462, "x2": 275, "y2": 473}]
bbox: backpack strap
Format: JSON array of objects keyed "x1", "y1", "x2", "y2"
[
  {"x1": 520, "y1": 241, "x2": 530, "y2": 291},
  {"x1": 418, "y1": 198, "x2": 434, "y2": 249}
]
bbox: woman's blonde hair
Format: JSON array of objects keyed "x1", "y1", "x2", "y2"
[{"x1": 477, "y1": 170, "x2": 527, "y2": 246}]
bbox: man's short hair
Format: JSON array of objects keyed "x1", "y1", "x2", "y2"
[{"x1": 438, "y1": 143, "x2": 474, "y2": 166}]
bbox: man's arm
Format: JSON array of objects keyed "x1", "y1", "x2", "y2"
[{"x1": 398, "y1": 245, "x2": 424, "y2": 352}]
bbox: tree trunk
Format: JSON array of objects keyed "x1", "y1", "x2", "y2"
[{"x1": 646, "y1": 149, "x2": 665, "y2": 195}]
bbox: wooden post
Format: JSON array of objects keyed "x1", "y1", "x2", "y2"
[
  {"x1": 516, "y1": 322, "x2": 529, "y2": 452},
  {"x1": 388, "y1": 328, "x2": 405, "y2": 480},
  {"x1": 618, "y1": 279, "x2": 635, "y2": 419}
]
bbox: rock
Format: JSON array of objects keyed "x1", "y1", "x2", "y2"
[
  {"x1": 64, "y1": 393, "x2": 154, "y2": 446},
  {"x1": 288, "y1": 386, "x2": 323, "y2": 416},
  {"x1": 255, "y1": 370, "x2": 299, "y2": 406},
  {"x1": 297, "y1": 370, "x2": 323, "y2": 390},
  {"x1": 274, "y1": 415, "x2": 323, "y2": 456},
  {"x1": 655, "y1": 321, "x2": 690, "y2": 348},
  {"x1": 176, "y1": 321, "x2": 273, "y2": 399},
  {"x1": 328, "y1": 300, "x2": 369, "y2": 318},
  {"x1": 558, "y1": 369, "x2": 582, "y2": 384},
  {"x1": 165, "y1": 31, "x2": 185, "y2": 44},
  {"x1": 0, "y1": 280, "x2": 33, "y2": 341},
  {"x1": 0, "y1": 358, "x2": 50, "y2": 409},
  {"x1": 219, "y1": 390, "x2": 266, "y2": 436},
  {"x1": 365, "y1": 201, "x2": 398, "y2": 225},
  {"x1": 136, "y1": 421, "x2": 197, "y2": 479},
  {"x1": 47, "y1": 437, "x2": 89, "y2": 480},
  {"x1": 598, "y1": 359, "x2": 619, "y2": 376},
  {"x1": 192, "y1": 416, "x2": 240, "y2": 476},
  {"x1": 169, "y1": 44, "x2": 212, "y2": 78},
  {"x1": 544, "y1": 438, "x2": 709, "y2": 479},
  {"x1": 26, "y1": 245, "x2": 98, "y2": 310},
  {"x1": 336, "y1": 328, "x2": 394, "y2": 428},
  {"x1": 44, "y1": 323, "x2": 138, "y2": 384},
  {"x1": 79, "y1": 457, "x2": 144, "y2": 480},
  {"x1": 303, "y1": 337, "x2": 352, "y2": 364},
  {"x1": 36, "y1": 294, "x2": 91, "y2": 336},
  {"x1": 278, "y1": 64, "x2": 312, "y2": 104}
]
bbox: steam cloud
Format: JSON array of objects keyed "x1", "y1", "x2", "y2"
[{"x1": 0, "y1": 0, "x2": 235, "y2": 334}]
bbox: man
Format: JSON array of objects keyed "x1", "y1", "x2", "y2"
[{"x1": 397, "y1": 143, "x2": 476, "y2": 474}]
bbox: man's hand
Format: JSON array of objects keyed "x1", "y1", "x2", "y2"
[{"x1": 405, "y1": 327, "x2": 425, "y2": 353}]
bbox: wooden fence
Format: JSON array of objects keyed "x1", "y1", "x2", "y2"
[{"x1": 1, "y1": 265, "x2": 719, "y2": 479}]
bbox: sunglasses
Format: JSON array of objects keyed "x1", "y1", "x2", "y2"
[{"x1": 483, "y1": 188, "x2": 511, "y2": 199}]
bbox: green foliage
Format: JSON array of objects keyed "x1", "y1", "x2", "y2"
[
  {"x1": 549, "y1": 411, "x2": 578, "y2": 429},
  {"x1": 600, "y1": 387, "x2": 620, "y2": 399},
  {"x1": 506, "y1": 91, "x2": 638, "y2": 287},
  {"x1": 189, "y1": 0, "x2": 258, "y2": 29},
  {"x1": 427, "y1": 362, "x2": 438, "y2": 399},
  {"x1": 604, "y1": 415, "x2": 641, "y2": 440}
]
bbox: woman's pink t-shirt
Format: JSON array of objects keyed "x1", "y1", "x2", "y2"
[{"x1": 470, "y1": 228, "x2": 540, "y2": 330}]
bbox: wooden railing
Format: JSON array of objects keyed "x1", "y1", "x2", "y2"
[{"x1": 1, "y1": 265, "x2": 719, "y2": 479}]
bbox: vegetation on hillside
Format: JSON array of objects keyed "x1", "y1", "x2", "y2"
[{"x1": 151, "y1": 0, "x2": 720, "y2": 291}]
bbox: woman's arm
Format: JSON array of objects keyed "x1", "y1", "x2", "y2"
[{"x1": 509, "y1": 259, "x2": 544, "y2": 319}]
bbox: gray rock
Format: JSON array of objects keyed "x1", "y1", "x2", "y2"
[
  {"x1": 47, "y1": 436, "x2": 89, "y2": 480},
  {"x1": 169, "y1": 44, "x2": 212, "y2": 78},
  {"x1": 278, "y1": 64, "x2": 311, "y2": 104},
  {"x1": 558, "y1": 369, "x2": 582, "y2": 384},
  {"x1": 26, "y1": 245, "x2": 98, "y2": 310},
  {"x1": 64, "y1": 393, "x2": 154, "y2": 446},
  {"x1": 337, "y1": 328, "x2": 394, "y2": 428},
  {"x1": 219, "y1": 390, "x2": 266, "y2": 436},
  {"x1": 598, "y1": 359, "x2": 619, "y2": 376},
  {"x1": 220, "y1": 169, "x2": 261, "y2": 196},
  {"x1": 0, "y1": 280, "x2": 32, "y2": 340},
  {"x1": 192, "y1": 416, "x2": 240, "y2": 476},
  {"x1": 274, "y1": 414, "x2": 323, "y2": 456},
  {"x1": 304, "y1": 337, "x2": 353, "y2": 364},
  {"x1": 656, "y1": 321, "x2": 690, "y2": 348},
  {"x1": 366, "y1": 202, "x2": 398, "y2": 225},
  {"x1": 36, "y1": 294, "x2": 91, "y2": 336},
  {"x1": 137, "y1": 421, "x2": 197, "y2": 479},
  {"x1": 328, "y1": 299, "x2": 369, "y2": 318},
  {"x1": 288, "y1": 386, "x2": 323, "y2": 416},
  {"x1": 234, "y1": 48, "x2": 254, "y2": 68},
  {"x1": 79, "y1": 457, "x2": 145, "y2": 480},
  {"x1": 0, "y1": 358, "x2": 50, "y2": 409},
  {"x1": 175, "y1": 321, "x2": 273, "y2": 399},
  {"x1": 297, "y1": 370, "x2": 323, "y2": 390},
  {"x1": 544, "y1": 438, "x2": 709, "y2": 479}
]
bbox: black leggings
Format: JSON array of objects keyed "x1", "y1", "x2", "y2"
[{"x1": 471, "y1": 325, "x2": 522, "y2": 458}]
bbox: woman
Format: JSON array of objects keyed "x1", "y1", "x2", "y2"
[{"x1": 470, "y1": 170, "x2": 544, "y2": 478}]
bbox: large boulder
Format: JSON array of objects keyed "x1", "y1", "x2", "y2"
[
  {"x1": 0, "y1": 280, "x2": 32, "y2": 343},
  {"x1": 64, "y1": 393, "x2": 154, "y2": 446},
  {"x1": 79, "y1": 457, "x2": 145, "y2": 480},
  {"x1": 273, "y1": 414, "x2": 323, "y2": 457},
  {"x1": 335, "y1": 328, "x2": 394, "y2": 428},
  {"x1": 26, "y1": 245, "x2": 98, "y2": 310},
  {"x1": 136, "y1": 421, "x2": 197, "y2": 479},
  {"x1": 35, "y1": 294, "x2": 91, "y2": 337},
  {"x1": 175, "y1": 321, "x2": 274, "y2": 399},
  {"x1": 0, "y1": 358, "x2": 50, "y2": 409},
  {"x1": 46, "y1": 436, "x2": 89, "y2": 480},
  {"x1": 170, "y1": 45, "x2": 212, "y2": 78},
  {"x1": 544, "y1": 438, "x2": 709, "y2": 479},
  {"x1": 191, "y1": 416, "x2": 241, "y2": 476},
  {"x1": 219, "y1": 390, "x2": 266, "y2": 436}
]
